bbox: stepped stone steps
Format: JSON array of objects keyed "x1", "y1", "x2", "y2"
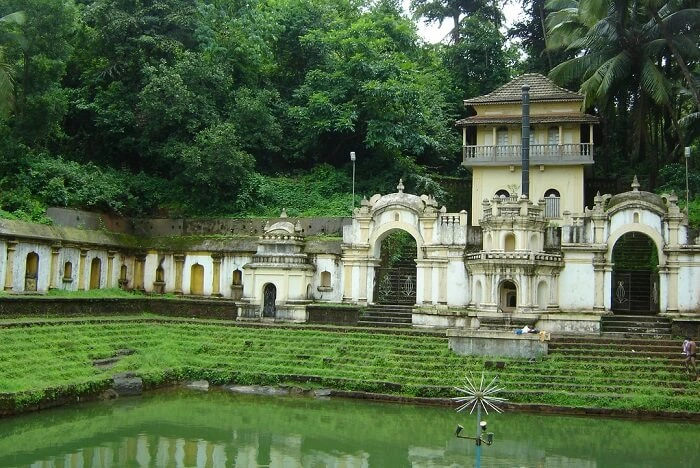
[
  {"x1": 498, "y1": 374, "x2": 693, "y2": 389},
  {"x1": 548, "y1": 342, "x2": 679, "y2": 351},
  {"x1": 549, "y1": 336, "x2": 679, "y2": 346},
  {"x1": 600, "y1": 315, "x2": 672, "y2": 338},
  {"x1": 501, "y1": 381, "x2": 699, "y2": 395},
  {"x1": 544, "y1": 349, "x2": 684, "y2": 360},
  {"x1": 357, "y1": 305, "x2": 413, "y2": 328}
]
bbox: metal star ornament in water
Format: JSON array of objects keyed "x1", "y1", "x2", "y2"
[{"x1": 452, "y1": 372, "x2": 507, "y2": 415}]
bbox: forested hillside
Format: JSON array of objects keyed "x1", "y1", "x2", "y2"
[{"x1": 0, "y1": 0, "x2": 697, "y2": 221}]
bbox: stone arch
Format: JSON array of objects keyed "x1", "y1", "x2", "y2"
[
  {"x1": 190, "y1": 263, "x2": 204, "y2": 295},
  {"x1": 25, "y1": 252, "x2": 39, "y2": 292},
  {"x1": 262, "y1": 282, "x2": 276, "y2": 317},
  {"x1": 606, "y1": 224, "x2": 665, "y2": 266},
  {"x1": 89, "y1": 258, "x2": 102, "y2": 289},
  {"x1": 499, "y1": 279, "x2": 518, "y2": 312},
  {"x1": 369, "y1": 222, "x2": 424, "y2": 260}
]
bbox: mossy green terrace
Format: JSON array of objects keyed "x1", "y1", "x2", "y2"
[{"x1": 1, "y1": 316, "x2": 698, "y2": 416}]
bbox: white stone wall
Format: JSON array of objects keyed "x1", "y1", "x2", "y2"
[
  {"x1": 678, "y1": 260, "x2": 700, "y2": 312},
  {"x1": 310, "y1": 255, "x2": 343, "y2": 302},
  {"x1": 558, "y1": 251, "x2": 595, "y2": 311},
  {"x1": 12, "y1": 242, "x2": 51, "y2": 292}
]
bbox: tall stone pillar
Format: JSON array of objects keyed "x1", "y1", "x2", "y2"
[
  {"x1": 211, "y1": 253, "x2": 222, "y2": 297},
  {"x1": 49, "y1": 243, "x2": 61, "y2": 290},
  {"x1": 3, "y1": 241, "x2": 17, "y2": 291},
  {"x1": 547, "y1": 272, "x2": 560, "y2": 311},
  {"x1": 174, "y1": 254, "x2": 185, "y2": 294},
  {"x1": 416, "y1": 261, "x2": 431, "y2": 304},
  {"x1": 593, "y1": 252, "x2": 606, "y2": 311},
  {"x1": 665, "y1": 255, "x2": 679, "y2": 312},
  {"x1": 107, "y1": 251, "x2": 116, "y2": 289},
  {"x1": 437, "y1": 261, "x2": 448, "y2": 305},
  {"x1": 78, "y1": 249, "x2": 88, "y2": 291}
]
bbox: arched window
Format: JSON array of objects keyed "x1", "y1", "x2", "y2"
[
  {"x1": 63, "y1": 262, "x2": 73, "y2": 280},
  {"x1": 504, "y1": 233, "x2": 516, "y2": 252},
  {"x1": 321, "y1": 271, "x2": 332, "y2": 288},
  {"x1": 232, "y1": 269, "x2": 242, "y2": 286},
  {"x1": 25, "y1": 253, "x2": 39, "y2": 292},
  {"x1": 544, "y1": 189, "x2": 561, "y2": 218},
  {"x1": 89, "y1": 258, "x2": 102, "y2": 289},
  {"x1": 190, "y1": 264, "x2": 204, "y2": 295},
  {"x1": 495, "y1": 189, "x2": 510, "y2": 199}
]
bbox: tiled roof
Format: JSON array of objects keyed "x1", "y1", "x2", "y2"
[
  {"x1": 463, "y1": 74, "x2": 583, "y2": 105},
  {"x1": 456, "y1": 113, "x2": 599, "y2": 126}
]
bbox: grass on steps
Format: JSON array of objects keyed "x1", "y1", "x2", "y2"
[{"x1": 0, "y1": 317, "x2": 698, "y2": 414}]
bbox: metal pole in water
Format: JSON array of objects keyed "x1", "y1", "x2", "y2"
[{"x1": 475, "y1": 404, "x2": 482, "y2": 468}]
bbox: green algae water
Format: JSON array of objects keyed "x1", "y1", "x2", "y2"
[{"x1": 0, "y1": 388, "x2": 697, "y2": 467}]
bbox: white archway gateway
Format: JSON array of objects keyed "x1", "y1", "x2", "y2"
[
  {"x1": 341, "y1": 180, "x2": 469, "y2": 307},
  {"x1": 559, "y1": 177, "x2": 696, "y2": 315}
]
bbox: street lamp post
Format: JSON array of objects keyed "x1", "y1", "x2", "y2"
[
  {"x1": 453, "y1": 373, "x2": 507, "y2": 468},
  {"x1": 350, "y1": 151, "x2": 356, "y2": 213},
  {"x1": 685, "y1": 147, "x2": 691, "y2": 213}
]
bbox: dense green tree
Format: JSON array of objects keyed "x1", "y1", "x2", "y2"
[
  {"x1": 290, "y1": 0, "x2": 455, "y2": 176},
  {"x1": 545, "y1": 0, "x2": 699, "y2": 185},
  {"x1": 443, "y1": 13, "x2": 514, "y2": 99}
]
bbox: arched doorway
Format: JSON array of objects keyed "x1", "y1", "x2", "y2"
[
  {"x1": 25, "y1": 252, "x2": 39, "y2": 291},
  {"x1": 373, "y1": 230, "x2": 417, "y2": 305},
  {"x1": 611, "y1": 232, "x2": 659, "y2": 315},
  {"x1": 190, "y1": 264, "x2": 204, "y2": 295},
  {"x1": 499, "y1": 280, "x2": 517, "y2": 312},
  {"x1": 263, "y1": 283, "x2": 276, "y2": 317},
  {"x1": 89, "y1": 258, "x2": 101, "y2": 289}
]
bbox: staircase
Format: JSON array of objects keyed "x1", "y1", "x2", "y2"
[
  {"x1": 357, "y1": 305, "x2": 413, "y2": 328},
  {"x1": 601, "y1": 315, "x2": 672, "y2": 338}
]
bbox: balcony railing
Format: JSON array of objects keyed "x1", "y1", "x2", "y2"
[{"x1": 463, "y1": 143, "x2": 593, "y2": 165}]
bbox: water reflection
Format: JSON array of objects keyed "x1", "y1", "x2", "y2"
[{"x1": 0, "y1": 388, "x2": 696, "y2": 467}]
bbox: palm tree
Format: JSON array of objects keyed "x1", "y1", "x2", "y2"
[{"x1": 544, "y1": 0, "x2": 696, "y2": 183}]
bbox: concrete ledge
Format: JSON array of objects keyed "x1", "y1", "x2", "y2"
[{"x1": 446, "y1": 329, "x2": 548, "y2": 358}]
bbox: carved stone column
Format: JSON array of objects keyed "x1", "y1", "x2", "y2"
[
  {"x1": 174, "y1": 254, "x2": 185, "y2": 295},
  {"x1": 49, "y1": 243, "x2": 61, "y2": 290},
  {"x1": 665, "y1": 254, "x2": 679, "y2": 312},
  {"x1": 107, "y1": 251, "x2": 116, "y2": 289},
  {"x1": 593, "y1": 252, "x2": 606, "y2": 311},
  {"x1": 3, "y1": 240, "x2": 17, "y2": 291},
  {"x1": 78, "y1": 249, "x2": 88, "y2": 291},
  {"x1": 211, "y1": 253, "x2": 222, "y2": 297}
]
